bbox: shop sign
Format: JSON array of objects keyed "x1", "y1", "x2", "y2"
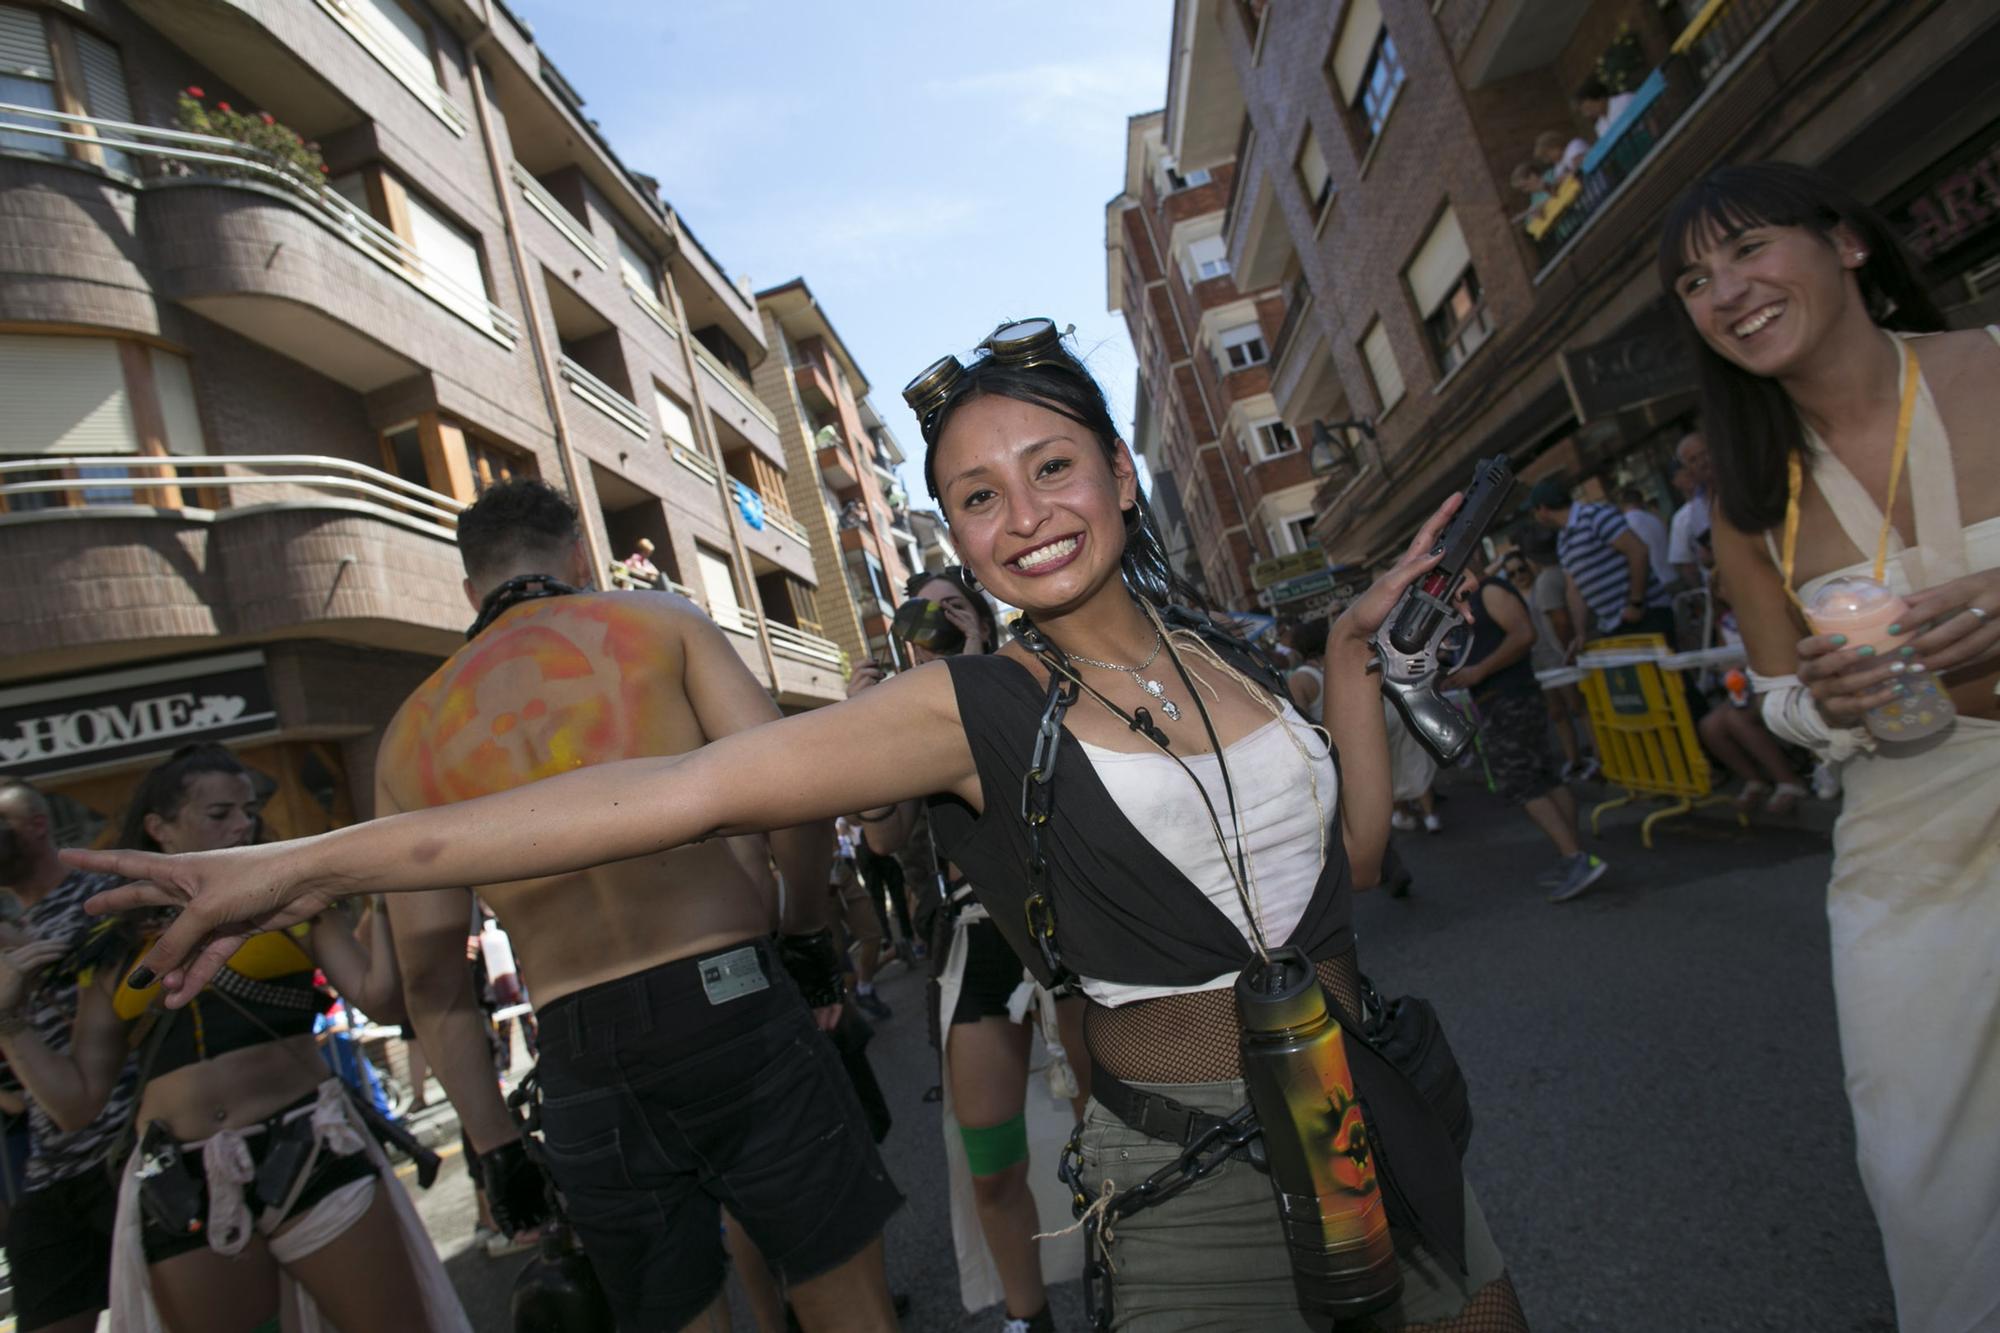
[
  {"x1": 1886, "y1": 119, "x2": 2000, "y2": 273},
  {"x1": 1558, "y1": 329, "x2": 1694, "y2": 425},
  {"x1": 0, "y1": 652, "x2": 276, "y2": 779},
  {"x1": 1250, "y1": 547, "x2": 1329, "y2": 590},
  {"x1": 1256, "y1": 569, "x2": 1356, "y2": 608}
]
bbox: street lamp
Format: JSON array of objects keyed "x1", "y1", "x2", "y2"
[{"x1": 1308, "y1": 417, "x2": 1376, "y2": 476}]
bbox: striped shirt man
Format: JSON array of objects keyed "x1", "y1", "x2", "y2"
[{"x1": 1553, "y1": 501, "x2": 1670, "y2": 633}]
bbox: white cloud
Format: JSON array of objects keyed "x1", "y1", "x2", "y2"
[{"x1": 925, "y1": 58, "x2": 1163, "y2": 128}]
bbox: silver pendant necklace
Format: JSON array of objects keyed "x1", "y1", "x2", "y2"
[{"x1": 1067, "y1": 633, "x2": 1183, "y2": 721}]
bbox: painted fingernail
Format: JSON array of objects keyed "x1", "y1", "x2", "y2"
[
  {"x1": 1888, "y1": 662, "x2": 1906, "y2": 674},
  {"x1": 1910, "y1": 662, "x2": 1926, "y2": 674},
  {"x1": 1828, "y1": 635, "x2": 1847, "y2": 646},
  {"x1": 126, "y1": 965, "x2": 155, "y2": 989},
  {"x1": 1855, "y1": 645, "x2": 1875, "y2": 657},
  {"x1": 1886, "y1": 624, "x2": 1902, "y2": 636},
  {"x1": 1899, "y1": 645, "x2": 1916, "y2": 658}
]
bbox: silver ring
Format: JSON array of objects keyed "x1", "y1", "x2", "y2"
[{"x1": 1970, "y1": 606, "x2": 1991, "y2": 622}]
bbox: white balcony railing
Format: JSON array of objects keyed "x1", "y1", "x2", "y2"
[
  {"x1": 0, "y1": 453, "x2": 464, "y2": 540},
  {"x1": 691, "y1": 339, "x2": 779, "y2": 432},
  {"x1": 510, "y1": 160, "x2": 604, "y2": 269},
  {"x1": 0, "y1": 102, "x2": 520, "y2": 347},
  {"x1": 766, "y1": 620, "x2": 845, "y2": 669},
  {"x1": 558, "y1": 356, "x2": 650, "y2": 438},
  {"x1": 672, "y1": 443, "x2": 721, "y2": 483}
]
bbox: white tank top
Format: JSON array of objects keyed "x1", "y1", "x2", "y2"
[{"x1": 1076, "y1": 702, "x2": 1336, "y2": 1007}]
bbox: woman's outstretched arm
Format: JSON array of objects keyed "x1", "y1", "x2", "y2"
[{"x1": 67, "y1": 662, "x2": 974, "y2": 1004}]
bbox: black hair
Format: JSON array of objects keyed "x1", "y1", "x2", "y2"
[
  {"x1": 1656, "y1": 162, "x2": 1944, "y2": 534},
  {"x1": 1517, "y1": 527, "x2": 1559, "y2": 561},
  {"x1": 456, "y1": 478, "x2": 582, "y2": 581},
  {"x1": 1574, "y1": 77, "x2": 1612, "y2": 103},
  {"x1": 118, "y1": 744, "x2": 251, "y2": 852},
  {"x1": 1619, "y1": 487, "x2": 1645, "y2": 507},
  {"x1": 1291, "y1": 618, "x2": 1330, "y2": 661},
  {"x1": 920, "y1": 328, "x2": 1203, "y2": 610},
  {"x1": 904, "y1": 565, "x2": 999, "y2": 654}
]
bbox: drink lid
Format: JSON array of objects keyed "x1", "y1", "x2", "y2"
[{"x1": 1805, "y1": 575, "x2": 1899, "y2": 618}]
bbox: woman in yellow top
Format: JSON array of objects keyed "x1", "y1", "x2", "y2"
[
  {"x1": 0, "y1": 745, "x2": 468, "y2": 1333},
  {"x1": 1663, "y1": 161, "x2": 2000, "y2": 1333}
]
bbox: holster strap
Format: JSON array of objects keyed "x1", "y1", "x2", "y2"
[{"x1": 1090, "y1": 1067, "x2": 1238, "y2": 1148}]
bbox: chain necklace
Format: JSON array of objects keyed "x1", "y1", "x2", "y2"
[{"x1": 1065, "y1": 632, "x2": 1184, "y2": 721}]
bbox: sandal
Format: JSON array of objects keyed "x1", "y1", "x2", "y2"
[
  {"x1": 1732, "y1": 780, "x2": 1772, "y2": 813},
  {"x1": 1764, "y1": 782, "x2": 1808, "y2": 817}
]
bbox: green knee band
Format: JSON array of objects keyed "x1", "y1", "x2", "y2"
[
  {"x1": 959, "y1": 1113, "x2": 1029, "y2": 1175},
  {"x1": 251, "y1": 1319, "x2": 282, "y2": 1333}
]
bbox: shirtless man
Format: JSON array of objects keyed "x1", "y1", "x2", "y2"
[{"x1": 375, "y1": 480, "x2": 900, "y2": 1333}]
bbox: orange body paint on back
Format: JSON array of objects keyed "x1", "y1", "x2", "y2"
[{"x1": 390, "y1": 597, "x2": 680, "y2": 806}]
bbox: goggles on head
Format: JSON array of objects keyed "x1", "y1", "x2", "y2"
[{"x1": 901, "y1": 318, "x2": 1073, "y2": 442}]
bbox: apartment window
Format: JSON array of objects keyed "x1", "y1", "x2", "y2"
[
  {"x1": 1282, "y1": 515, "x2": 1321, "y2": 553},
  {"x1": 404, "y1": 188, "x2": 489, "y2": 317},
  {"x1": 696, "y1": 544, "x2": 744, "y2": 631},
  {"x1": 1, "y1": 335, "x2": 206, "y2": 510},
  {"x1": 355, "y1": 0, "x2": 442, "y2": 90},
  {"x1": 1329, "y1": 0, "x2": 1405, "y2": 144},
  {"x1": 1360, "y1": 319, "x2": 1404, "y2": 413},
  {"x1": 1249, "y1": 417, "x2": 1297, "y2": 461},
  {"x1": 615, "y1": 230, "x2": 657, "y2": 299},
  {"x1": 1219, "y1": 322, "x2": 1268, "y2": 371},
  {"x1": 1184, "y1": 234, "x2": 1231, "y2": 284},
  {"x1": 653, "y1": 383, "x2": 700, "y2": 454},
  {"x1": 1294, "y1": 124, "x2": 1332, "y2": 213},
  {"x1": 1163, "y1": 162, "x2": 1212, "y2": 192},
  {"x1": 0, "y1": 7, "x2": 132, "y2": 169},
  {"x1": 1407, "y1": 207, "x2": 1491, "y2": 377},
  {"x1": 467, "y1": 435, "x2": 533, "y2": 493}
]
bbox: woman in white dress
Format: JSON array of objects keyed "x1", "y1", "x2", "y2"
[{"x1": 1663, "y1": 161, "x2": 2000, "y2": 1333}]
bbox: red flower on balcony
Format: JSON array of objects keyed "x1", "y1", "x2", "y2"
[
  {"x1": 259, "y1": 112, "x2": 275, "y2": 125},
  {"x1": 185, "y1": 85, "x2": 204, "y2": 98},
  {"x1": 216, "y1": 101, "x2": 233, "y2": 112}
]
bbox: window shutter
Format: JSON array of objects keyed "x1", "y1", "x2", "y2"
[
  {"x1": 0, "y1": 335, "x2": 136, "y2": 455},
  {"x1": 357, "y1": 0, "x2": 438, "y2": 87},
  {"x1": 0, "y1": 6, "x2": 51, "y2": 78},
  {"x1": 1330, "y1": 0, "x2": 1385, "y2": 104},
  {"x1": 1296, "y1": 125, "x2": 1330, "y2": 205},
  {"x1": 654, "y1": 385, "x2": 694, "y2": 451},
  {"x1": 696, "y1": 546, "x2": 741, "y2": 629},
  {"x1": 1185, "y1": 234, "x2": 1229, "y2": 281},
  {"x1": 616, "y1": 232, "x2": 654, "y2": 296},
  {"x1": 1407, "y1": 208, "x2": 1471, "y2": 316},
  {"x1": 150, "y1": 348, "x2": 206, "y2": 456},
  {"x1": 404, "y1": 190, "x2": 487, "y2": 316},
  {"x1": 1361, "y1": 321, "x2": 1404, "y2": 412},
  {"x1": 74, "y1": 29, "x2": 129, "y2": 120}
]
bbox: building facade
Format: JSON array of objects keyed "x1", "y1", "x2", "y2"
[
  {"x1": 1107, "y1": 110, "x2": 1316, "y2": 611},
  {"x1": 1143, "y1": 0, "x2": 1998, "y2": 573},
  {"x1": 754, "y1": 279, "x2": 916, "y2": 670},
  {"x1": 0, "y1": 0, "x2": 848, "y2": 846}
]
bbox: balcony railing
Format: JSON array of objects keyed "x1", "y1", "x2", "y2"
[
  {"x1": 692, "y1": 338, "x2": 779, "y2": 432},
  {"x1": 767, "y1": 619, "x2": 845, "y2": 669},
  {"x1": 511, "y1": 160, "x2": 605, "y2": 270},
  {"x1": 559, "y1": 355, "x2": 650, "y2": 438},
  {"x1": 0, "y1": 453, "x2": 464, "y2": 539},
  {"x1": 0, "y1": 102, "x2": 520, "y2": 347},
  {"x1": 728, "y1": 477, "x2": 807, "y2": 545},
  {"x1": 672, "y1": 443, "x2": 721, "y2": 483},
  {"x1": 1527, "y1": 0, "x2": 1786, "y2": 273},
  {"x1": 1269, "y1": 275, "x2": 1313, "y2": 379},
  {"x1": 315, "y1": 0, "x2": 469, "y2": 135}
]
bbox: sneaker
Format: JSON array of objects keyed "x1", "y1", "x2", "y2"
[
  {"x1": 1548, "y1": 853, "x2": 1609, "y2": 903},
  {"x1": 1422, "y1": 812, "x2": 1443, "y2": 834},
  {"x1": 1002, "y1": 1306, "x2": 1055, "y2": 1333},
  {"x1": 854, "y1": 989, "x2": 893, "y2": 1022},
  {"x1": 485, "y1": 1226, "x2": 539, "y2": 1259},
  {"x1": 1390, "y1": 811, "x2": 1418, "y2": 832},
  {"x1": 1534, "y1": 860, "x2": 1569, "y2": 890}
]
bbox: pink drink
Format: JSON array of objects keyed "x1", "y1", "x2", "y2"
[{"x1": 1804, "y1": 576, "x2": 1956, "y2": 742}]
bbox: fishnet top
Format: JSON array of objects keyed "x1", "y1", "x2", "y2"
[{"x1": 1084, "y1": 946, "x2": 1365, "y2": 1083}]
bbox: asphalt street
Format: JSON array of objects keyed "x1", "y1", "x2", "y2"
[{"x1": 404, "y1": 770, "x2": 1894, "y2": 1333}]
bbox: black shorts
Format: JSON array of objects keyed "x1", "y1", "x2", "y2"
[
  {"x1": 537, "y1": 938, "x2": 903, "y2": 1330},
  {"x1": 950, "y1": 917, "x2": 1027, "y2": 1025},
  {"x1": 5, "y1": 1165, "x2": 117, "y2": 1328},
  {"x1": 141, "y1": 1089, "x2": 380, "y2": 1263},
  {"x1": 1477, "y1": 689, "x2": 1563, "y2": 805}
]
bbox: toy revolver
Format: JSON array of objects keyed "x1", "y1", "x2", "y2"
[{"x1": 1373, "y1": 456, "x2": 1516, "y2": 765}]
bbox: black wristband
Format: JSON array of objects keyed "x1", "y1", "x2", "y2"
[
  {"x1": 478, "y1": 1137, "x2": 552, "y2": 1236},
  {"x1": 777, "y1": 929, "x2": 845, "y2": 1009}
]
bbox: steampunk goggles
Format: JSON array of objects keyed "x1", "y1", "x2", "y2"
[{"x1": 901, "y1": 318, "x2": 1073, "y2": 443}]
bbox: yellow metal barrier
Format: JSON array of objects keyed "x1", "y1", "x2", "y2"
[{"x1": 1573, "y1": 634, "x2": 1744, "y2": 847}]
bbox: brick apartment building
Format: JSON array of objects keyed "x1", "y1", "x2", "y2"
[
  {"x1": 0, "y1": 0, "x2": 860, "y2": 846},
  {"x1": 754, "y1": 278, "x2": 919, "y2": 670},
  {"x1": 1132, "y1": 0, "x2": 1998, "y2": 583},
  {"x1": 1108, "y1": 110, "x2": 1318, "y2": 611}
]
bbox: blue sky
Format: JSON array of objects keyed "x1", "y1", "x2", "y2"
[{"x1": 510, "y1": 0, "x2": 1170, "y2": 507}]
